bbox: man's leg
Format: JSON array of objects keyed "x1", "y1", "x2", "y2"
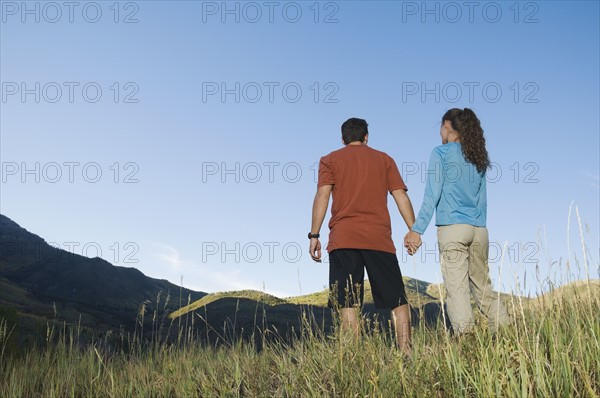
[
  {"x1": 363, "y1": 250, "x2": 411, "y2": 352},
  {"x1": 468, "y1": 227, "x2": 510, "y2": 330},
  {"x1": 328, "y1": 249, "x2": 364, "y2": 337},
  {"x1": 340, "y1": 307, "x2": 360, "y2": 338},
  {"x1": 391, "y1": 304, "x2": 411, "y2": 354},
  {"x1": 438, "y1": 225, "x2": 475, "y2": 335}
]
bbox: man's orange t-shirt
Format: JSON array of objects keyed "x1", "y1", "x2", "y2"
[{"x1": 317, "y1": 145, "x2": 407, "y2": 254}]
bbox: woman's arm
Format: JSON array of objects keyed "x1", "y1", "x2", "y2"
[{"x1": 411, "y1": 148, "x2": 445, "y2": 235}]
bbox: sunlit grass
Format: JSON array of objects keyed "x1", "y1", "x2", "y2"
[{"x1": 0, "y1": 277, "x2": 598, "y2": 397}]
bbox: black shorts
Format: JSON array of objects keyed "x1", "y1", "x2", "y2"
[{"x1": 328, "y1": 248, "x2": 408, "y2": 309}]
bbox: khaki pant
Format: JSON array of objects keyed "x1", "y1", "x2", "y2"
[{"x1": 437, "y1": 224, "x2": 509, "y2": 334}]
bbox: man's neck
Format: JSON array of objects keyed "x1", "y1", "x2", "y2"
[{"x1": 347, "y1": 141, "x2": 367, "y2": 146}]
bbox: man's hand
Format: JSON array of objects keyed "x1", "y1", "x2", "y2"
[
  {"x1": 404, "y1": 231, "x2": 422, "y2": 255},
  {"x1": 309, "y1": 238, "x2": 322, "y2": 262}
]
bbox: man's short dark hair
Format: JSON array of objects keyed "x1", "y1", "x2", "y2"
[{"x1": 341, "y1": 118, "x2": 368, "y2": 145}]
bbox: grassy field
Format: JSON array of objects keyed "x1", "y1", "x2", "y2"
[{"x1": 0, "y1": 278, "x2": 598, "y2": 397}]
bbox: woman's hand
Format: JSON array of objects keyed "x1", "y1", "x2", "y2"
[{"x1": 404, "y1": 231, "x2": 422, "y2": 255}]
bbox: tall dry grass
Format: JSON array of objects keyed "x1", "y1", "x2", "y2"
[{"x1": 0, "y1": 207, "x2": 598, "y2": 397}]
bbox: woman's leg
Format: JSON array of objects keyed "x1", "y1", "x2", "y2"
[
  {"x1": 468, "y1": 227, "x2": 510, "y2": 330},
  {"x1": 437, "y1": 224, "x2": 475, "y2": 334}
]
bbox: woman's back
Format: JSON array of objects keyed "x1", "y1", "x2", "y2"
[
  {"x1": 411, "y1": 141, "x2": 487, "y2": 234},
  {"x1": 437, "y1": 142, "x2": 487, "y2": 226}
]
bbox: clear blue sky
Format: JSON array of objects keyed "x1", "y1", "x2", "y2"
[{"x1": 1, "y1": 1, "x2": 598, "y2": 298}]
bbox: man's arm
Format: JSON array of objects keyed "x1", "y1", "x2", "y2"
[
  {"x1": 390, "y1": 189, "x2": 416, "y2": 230},
  {"x1": 310, "y1": 184, "x2": 333, "y2": 262},
  {"x1": 391, "y1": 188, "x2": 422, "y2": 255}
]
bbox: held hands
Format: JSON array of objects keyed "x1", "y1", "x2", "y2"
[
  {"x1": 404, "y1": 231, "x2": 422, "y2": 256},
  {"x1": 309, "y1": 238, "x2": 322, "y2": 262}
]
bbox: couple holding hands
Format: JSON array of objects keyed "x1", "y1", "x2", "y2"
[{"x1": 309, "y1": 109, "x2": 509, "y2": 353}]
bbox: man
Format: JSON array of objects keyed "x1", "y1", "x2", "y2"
[{"x1": 309, "y1": 117, "x2": 418, "y2": 353}]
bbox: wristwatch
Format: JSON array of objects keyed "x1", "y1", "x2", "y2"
[{"x1": 308, "y1": 232, "x2": 320, "y2": 239}]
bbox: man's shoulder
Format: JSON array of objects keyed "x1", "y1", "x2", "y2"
[
  {"x1": 321, "y1": 146, "x2": 395, "y2": 164},
  {"x1": 324, "y1": 147, "x2": 345, "y2": 157},
  {"x1": 320, "y1": 147, "x2": 345, "y2": 161},
  {"x1": 366, "y1": 146, "x2": 391, "y2": 157},
  {"x1": 367, "y1": 147, "x2": 398, "y2": 166}
]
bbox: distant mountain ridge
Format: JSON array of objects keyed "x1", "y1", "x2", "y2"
[{"x1": 0, "y1": 214, "x2": 207, "y2": 335}]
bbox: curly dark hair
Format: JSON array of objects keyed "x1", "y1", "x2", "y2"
[{"x1": 442, "y1": 108, "x2": 490, "y2": 174}]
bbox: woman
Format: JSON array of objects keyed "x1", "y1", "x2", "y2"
[{"x1": 404, "y1": 108, "x2": 509, "y2": 335}]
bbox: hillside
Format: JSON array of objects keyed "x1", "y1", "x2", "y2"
[
  {"x1": 532, "y1": 279, "x2": 600, "y2": 307},
  {"x1": 0, "y1": 213, "x2": 450, "y2": 347},
  {"x1": 167, "y1": 278, "x2": 450, "y2": 344},
  {"x1": 0, "y1": 214, "x2": 206, "y2": 340},
  {"x1": 5, "y1": 212, "x2": 591, "y2": 350}
]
